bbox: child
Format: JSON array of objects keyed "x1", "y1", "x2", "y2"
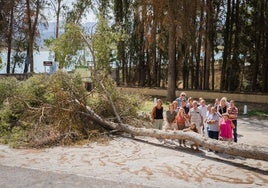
[
  {"x1": 176, "y1": 108, "x2": 188, "y2": 146},
  {"x1": 165, "y1": 104, "x2": 177, "y2": 130},
  {"x1": 219, "y1": 113, "x2": 235, "y2": 141},
  {"x1": 183, "y1": 123, "x2": 199, "y2": 150}
]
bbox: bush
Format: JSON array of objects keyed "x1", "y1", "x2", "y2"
[
  {"x1": 0, "y1": 77, "x2": 19, "y2": 105},
  {"x1": 89, "y1": 73, "x2": 144, "y2": 120},
  {"x1": 0, "y1": 71, "x2": 144, "y2": 148}
]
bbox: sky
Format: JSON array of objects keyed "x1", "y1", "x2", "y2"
[{"x1": 46, "y1": 0, "x2": 97, "y2": 23}]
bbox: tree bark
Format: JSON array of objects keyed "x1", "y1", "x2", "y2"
[
  {"x1": 6, "y1": 0, "x2": 14, "y2": 74},
  {"x1": 167, "y1": 0, "x2": 176, "y2": 101}
]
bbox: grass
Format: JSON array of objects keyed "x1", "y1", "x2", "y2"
[
  {"x1": 246, "y1": 110, "x2": 268, "y2": 117},
  {"x1": 139, "y1": 98, "x2": 169, "y2": 114}
]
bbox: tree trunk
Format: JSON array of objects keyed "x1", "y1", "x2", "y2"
[
  {"x1": 24, "y1": 0, "x2": 41, "y2": 73},
  {"x1": 167, "y1": 0, "x2": 176, "y2": 101},
  {"x1": 221, "y1": 0, "x2": 231, "y2": 91},
  {"x1": 6, "y1": 1, "x2": 14, "y2": 74},
  {"x1": 252, "y1": 2, "x2": 261, "y2": 92},
  {"x1": 196, "y1": 0, "x2": 204, "y2": 90},
  {"x1": 264, "y1": 15, "x2": 268, "y2": 92},
  {"x1": 151, "y1": 15, "x2": 157, "y2": 87},
  {"x1": 229, "y1": 0, "x2": 241, "y2": 92}
]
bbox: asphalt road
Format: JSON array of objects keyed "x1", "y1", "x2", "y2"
[{"x1": 0, "y1": 165, "x2": 151, "y2": 188}]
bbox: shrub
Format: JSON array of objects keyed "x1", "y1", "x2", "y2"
[
  {"x1": 0, "y1": 77, "x2": 19, "y2": 105},
  {"x1": 0, "y1": 71, "x2": 144, "y2": 148}
]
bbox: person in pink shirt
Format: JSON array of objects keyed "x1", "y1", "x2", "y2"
[{"x1": 219, "y1": 113, "x2": 235, "y2": 141}]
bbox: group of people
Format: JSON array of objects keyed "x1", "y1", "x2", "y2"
[{"x1": 151, "y1": 92, "x2": 239, "y2": 148}]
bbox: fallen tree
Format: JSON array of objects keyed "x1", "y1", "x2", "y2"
[{"x1": 79, "y1": 103, "x2": 268, "y2": 162}]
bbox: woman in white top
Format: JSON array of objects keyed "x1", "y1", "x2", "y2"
[{"x1": 189, "y1": 101, "x2": 203, "y2": 134}]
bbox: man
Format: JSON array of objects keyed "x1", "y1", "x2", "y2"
[
  {"x1": 206, "y1": 107, "x2": 219, "y2": 140},
  {"x1": 204, "y1": 104, "x2": 212, "y2": 137},
  {"x1": 198, "y1": 99, "x2": 207, "y2": 135},
  {"x1": 175, "y1": 92, "x2": 187, "y2": 108},
  {"x1": 228, "y1": 100, "x2": 238, "y2": 142}
]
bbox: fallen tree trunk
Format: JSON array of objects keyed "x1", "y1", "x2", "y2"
[{"x1": 80, "y1": 106, "x2": 268, "y2": 162}]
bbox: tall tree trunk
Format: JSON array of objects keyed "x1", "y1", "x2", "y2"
[
  {"x1": 24, "y1": 0, "x2": 32, "y2": 73},
  {"x1": 196, "y1": 1, "x2": 204, "y2": 90},
  {"x1": 229, "y1": 0, "x2": 240, "y2": 91},
  {"x1": 261, "y1": 0, "x2": 268, "y2": 92},
  {"x1": 252, "y1": 2, "x2": 261, "y2": 92},
  {"x1": 137, "y1": 5, "x2": 146, "y2": 87},
  {"x1": 264, "y1": 1, "x2": 268, "y2": 92},
  {"x1": 151, "y1": 15, "x2": 157, "y2": 87},
  {"x1": 24, "y1": 0, "x2": 41, "y2": 73},
  {"x1": 114, "y1": 0, "x2": 126, "y2": 85},
  {"x1": 167, "y1": 0, "x2": 176, "y2": 101},
  {"x1": 157, "y1": 52, "x2": 162, "y2": 87},
  {"x1": 55, "y1": 0, "x2": 61, "y2": 39},
  {"x1": 221, "y1": 0, "x2": 232, "y2": 91},
  {"x1": 190, "y1": 1, "x2": 197, "y2": 90},
  {"x1": 204, "y1": 0, "x2": 214, "y2": 90},
  {"x1": 190, "y1": 47, "x2": 195, "y2": 89},
  {"x1": 53, "y1": 0, "x2": 62, "y2": 64},
  {"x1": 6, "y1": 1, "x2": 14, "y2": 74}
]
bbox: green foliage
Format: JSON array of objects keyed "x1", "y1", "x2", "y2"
[
  {"x1": 0, "y1": 77, "x2": 19, "y2": 105},
  {"x1": 0, "y1": 56, "x2": 3, "y2": 70},
  {"x1": 92, "y1": 15, "x2": 126, "y2": 72},
  {"x1": 0, "y1": 71, "x2": 143, "y2": 148},
  {"x1": 91, "y1": 73, "x2": 143, "y2": 119},
  {"x1": 247, "y1": 110, "x2": 268, "y2": 118},
  {"x1": 51, "y1": 23, "x2": 85, "y2": 69},
  {"x1": 66, "y1": 0, "x2": 92, "y2": 23},
  {"x1": 0, "y1": 100, "x2": 26, "y2": 148},
  {"x1": 44, "y1": 37, "x2": 55, "y2": 49},
  {"x1": 0, "y1": 107, "x2": 16, "y2": 136},
  {"x1": 18, "y1": 74, "x2": 51, "y2": 106},
  {"x1": 0, "y1": 72, "x2": 88, "y2": 147}
]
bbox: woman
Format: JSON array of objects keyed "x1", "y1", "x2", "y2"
[
  {"x1": 217, "y1": 97, "x2": 228, "y2": 117},
  {"x1": 188, "y1": 101, "x2": 203, "y2": 134},
  {"x1": 151, "y1": 99, "x2": 164, "y2": 130}
]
